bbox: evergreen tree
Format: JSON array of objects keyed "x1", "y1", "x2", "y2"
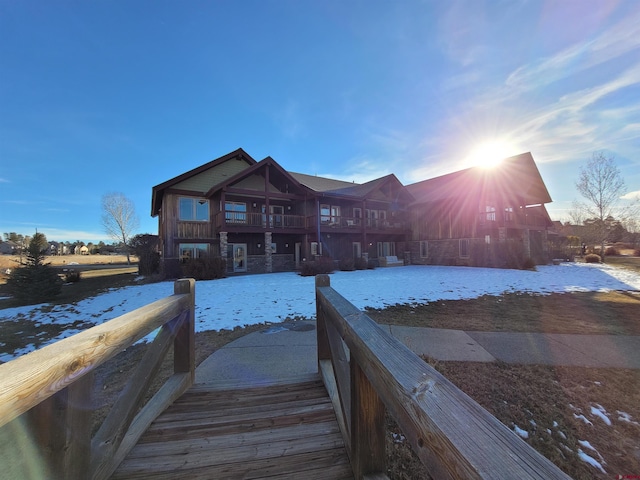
[{"x1": 6, "y1": 232, "x2": 63, "y2": 303}]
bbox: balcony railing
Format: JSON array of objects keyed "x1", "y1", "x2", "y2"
[
  {"x1": 313, "y1": 215, "x2": 408, "y2": 231},
  {"x1": 176, "y1": 221, "x2": 214, "y2": 239},
  {"x1": 215, "y1": 211, "x2": 306, "y2": 229}
]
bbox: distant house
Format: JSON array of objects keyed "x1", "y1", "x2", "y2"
[
  {"x1": 151, "y1": 149, "x2": 554, "y2": 276},
  {"x1": 0, "y1": 241, "x2": 18, "y2": 255}
]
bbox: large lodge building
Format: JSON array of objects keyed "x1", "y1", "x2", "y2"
[{"x1": 151, "y1": 148, "x2": 553, "y2": 277}]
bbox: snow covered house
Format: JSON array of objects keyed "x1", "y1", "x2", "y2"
[{"x1": 151, "y1": 149, "x2": 553, "y2": 276}]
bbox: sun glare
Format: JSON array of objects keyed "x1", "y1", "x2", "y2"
[{"x1": 466, "y1": 140, "x2": 519, "y2": 169}]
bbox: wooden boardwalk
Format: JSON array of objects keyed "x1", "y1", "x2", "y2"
[{"x1": 111, "y1": 373, "x2": 354, "y2": 479}]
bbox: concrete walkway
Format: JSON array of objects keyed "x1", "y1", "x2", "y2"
[{"x1": 195, "y1": 320, "x2": 640, "y2": 384}]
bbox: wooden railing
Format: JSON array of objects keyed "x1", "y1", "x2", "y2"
[
  {"x1": 215, "y1": 211, "x2": 306, "y2": 229},
  {"x1": 315, "y1": 274, "x2": 572, "y2": 480},
  {"x1": 177, "y1": 220, "x2": 214, "y2": 239},
  {"x1": 0, "y1": 279, "x2": 196, "y2": 480}
]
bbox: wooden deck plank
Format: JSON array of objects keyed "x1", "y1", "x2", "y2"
[{"x1": 111, "y1": 375, "x2": 354, "y2": 479}]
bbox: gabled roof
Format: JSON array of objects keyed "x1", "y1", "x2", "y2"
[
  {"x1": 289, "y1": 172, "x2": 358, "y2": 193},
  {"x1": 204, "y1": 156, "x2": 315, "y2": 197},
  {"x1": 151, "y1": 148, "x2": 256, "y2": 216},
  {"x1": 406, "y1": 152, "x2": 552, "y2": 207}
]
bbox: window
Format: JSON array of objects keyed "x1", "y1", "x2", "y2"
[
  {"x1": 420, "y1": 241, "x2": 428, "y2": 258},
  {"x1": 320, "y1": 204, "x2": 340, "y2": 224},
  {"x1": 225, "y1": 201, "x2": 247, "y2": 223},
  {"x1": 485, "y1": 235, "x2": 491, "y2": 244},
  {"x1": 311, "y1": 242, "x2": 322, "y2": 256},
  {"x1": 179, "y1": 243, "x2": 208, "y2": 262},
  {"x1": 504, "y1": 206, "x2": 514, "y2": 222},
  {"x1": 320, "y1": 204, "x2": 331, "y2": 224},
  {"x1": 377, "y1": 242, "x2": 395, "y2": 257},
  {"x1": 179, "y1": 198, "x2": 209, "y2": 221},
  {"x1": 459, "y1": 239, "x2": 469, "y2": 258},
  {"x1": 485, "y1": 205, "x2": 496, "y2": 222}
]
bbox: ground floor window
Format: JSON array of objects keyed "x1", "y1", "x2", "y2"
[
  {"x1": 311, "y1": 242, "x2": 322, "y2": 256},
  {"x1": 377, "y1": 241, "x2": 395, "y2": 257},
  {"x1": 459, "y1": 239, "x2": 469, "y2": 258},
  {"x1": 420, "y1": 240, "x2": 428, "y2": 258},
  {"x1": 179, "y1": 243, "x2": 208, "y2": 262}
]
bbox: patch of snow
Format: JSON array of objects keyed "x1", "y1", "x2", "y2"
[
  {"x1": 513, "y1": 425, "x2": 529, "y2": 438},
  {"x1": 617, "y1": 411, "x2": 639, "y2": 425},
  {"x1": 573, "y1": 414, "x2": 593, "y2": 425},
  {"x1": 590, "y1": 404, "x2": 611, "y2": 426},
  {"x1": 578, "y1": 449, "x2": 607, "y2": 474}
]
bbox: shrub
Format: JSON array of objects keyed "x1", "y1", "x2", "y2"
[
  {"x1": 585, "y1": 253, "x2": 601, "y2": 263},
  {"x1": 338, "y1": 257, "x2": 355, "y2": 271},
  {"x1": 605, "y1": 246, "x2": 619, "y2": 256},
  {"x1": 64, "y1": 269, "x2": 81, "y2": 283},
  {"x1": 635, "y1": 249, "x2": 640, "y2": 257},
  {"x1": 130, "y1": 234, "x2": 161, "y2": 276},
  {"x1": 6, "y1": 233, "x2": 63, "y2": 303},
  {"x1": 299, "y1": 257, "x2": 336, "y2": 276},
  {"x1": 354, "y1": 257, "x2": 368, "y2": 270},
  {"x1": 521, "y1": 258, "x2": 536, "y2": 270},
  {"x1": 181, "y1": 256, "x2": 227, "y2": 280}
]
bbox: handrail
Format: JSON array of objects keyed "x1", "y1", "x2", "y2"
[
  {"x1": 0, "y1": 278, "x2": 196, "y2": 480},
  {"x1": 315, "y1": 274, "x2": 572, "y2": 480}
]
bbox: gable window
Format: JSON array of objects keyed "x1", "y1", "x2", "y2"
[
  {"x1": 459, "y1": 239, "x2": 469, "y2": 258},
  {"x1": 420, "y1": 240, "x2": 428, "y2": 258},
  {"x1": 225, "y1": 201, "x2": 247, "y2": 223},
  {"x1": 179, "y1": 198, "x2": 209, "y2": 221}
]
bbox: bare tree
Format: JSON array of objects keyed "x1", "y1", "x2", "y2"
[
  {"x1": 575, "y1": 151, "x2": 626, "y2": 260},
  {"x1": 101, "y1": 192, "x2": 139, "y2": 264}
]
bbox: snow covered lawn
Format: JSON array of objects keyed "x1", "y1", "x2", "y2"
[{"x1": 1, "y1": 262, "x2": 639, "y2": 362}]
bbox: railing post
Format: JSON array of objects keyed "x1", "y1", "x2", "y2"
[
  {"x1": 351, "y1": 360, "x2": 386, "y2": 479},
  {"x1": 315, "y1": 275, "x2": 331, "y2": 368},
  {"x1": 27, "y1": 372, "x2": 93, "y2": 479},
  {"x1": 174, "y1": 278, "x2": 196, "y2": 379}
]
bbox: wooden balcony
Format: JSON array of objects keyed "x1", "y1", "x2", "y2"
[
  {"x1": 312, "y1": 215, "x2": 409, "y2": 232},
  {"x1": 176, "y1": 221, "x2": 214, "y2": 239},
  {"x1": 214, "y1": 211, "x2": 306, "y2": 230}
]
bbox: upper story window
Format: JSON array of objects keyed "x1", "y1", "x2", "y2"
[
  {"x1": 485, "y1": 205, "x2": 496, "y2": 222},
  {"x1": 504, "y1": 206, "x2": 514, "y2": 222},
  {"x1": 225, "y1": 201, "x2": 247, "y2": 223},
  {"x1": 179, "y1": 198, "x2": 209, "y2": 221},
  {"x1": 320, "y1": 204, "x2": 341, "y2": 224}
]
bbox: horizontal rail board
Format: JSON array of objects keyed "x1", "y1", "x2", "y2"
[{"x1": 0, "y1": 293, "x2": 192, "y2": 427}]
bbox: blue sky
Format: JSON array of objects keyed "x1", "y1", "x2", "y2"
[{"x1": 1, "y1": 0, "x2": 639, "y2": 243}]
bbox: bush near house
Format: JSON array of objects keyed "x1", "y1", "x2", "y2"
[
  {"x1": 605, "y1": 246, "x2": 620, "y2": 256},
  {"x1": 585, "y1": 253, "x2": 602, "y2": 263},
  {"x1": 338, "y1": 257, "x2": 355, "y2": 271},
  {"x1": 181, "y1": 256, "x2": 227, "y2": 280},
  {"x1": 354, "y1": 257, "x2": 368, "y2": 270},
  {"x1": 299, "y1": 256, "x2": 336, "y2": 276}
]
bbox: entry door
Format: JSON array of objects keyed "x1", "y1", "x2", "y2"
[
  {"x1": 352, "y1": 242, "x2": 361, "y2": 259},
  {"x1": 295, "y1": 242, "x2": 301, "y2": 268},
  {"x1": 233, "y1": 244, "x2": 247, "y2": 272}
]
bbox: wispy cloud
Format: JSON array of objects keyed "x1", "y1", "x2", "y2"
[
  {"x1": 622, "y1": 190, "x2": 640, "y2": 200},
  {"x1": 506, "y1": 10, "x2": 640, "y2": 92},
  {"x1": 0, "y1": 178, "x2": 8, "y2": 183}
]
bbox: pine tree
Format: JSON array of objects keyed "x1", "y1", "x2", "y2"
[{"x1": 6, "y1": 232, "x2": 63, "y2": 303}]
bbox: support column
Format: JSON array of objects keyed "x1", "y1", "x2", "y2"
[
  {"x1": 265, "y1": 232, "x2": 273, "y2": 273},
  {"x1": 523, "y1": 229, "x2": 531, "y2": 258},
  {"x1": 220, "y1": 232, "x2": 228, "y2": 259}
]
